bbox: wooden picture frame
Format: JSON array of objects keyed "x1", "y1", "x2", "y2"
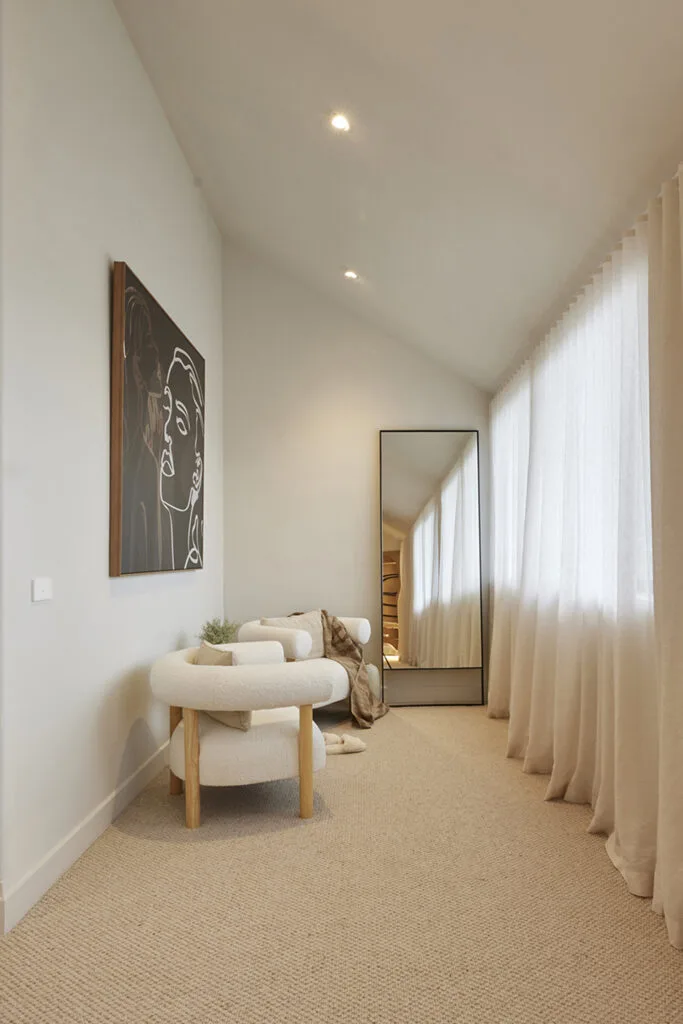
[{"x1": 109, "y1": 262, "x2": 205, "y2": 576}]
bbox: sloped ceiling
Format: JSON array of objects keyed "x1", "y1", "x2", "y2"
[
  {"x1": 382, "y1": 431, "x2": 471, "y2": 527},
  {"x1": 115, "y1": 0, "x2": 683, "y2": 390}
]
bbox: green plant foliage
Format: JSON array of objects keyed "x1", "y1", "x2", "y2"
[{"x1": 199, "y1": 617, "x2": 241, "y2": 645}]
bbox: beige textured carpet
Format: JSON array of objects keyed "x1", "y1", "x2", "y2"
[{"x1": 1, "y1": 707, "x2": 682, "y2": 1023}]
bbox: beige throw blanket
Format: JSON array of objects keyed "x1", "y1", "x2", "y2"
[{"x1": 321, "y1": 610, "x2": 389, "y2": 729}]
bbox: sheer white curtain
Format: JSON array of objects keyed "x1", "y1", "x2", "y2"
[
  {"x1": 488, "y1": 206, "x2": 683, "y2": 948},
  {"x1": 400, "y1": 435, "x2": 481, "y2": 667},
  {"x1": 648, "y1": 175, "x2": 683, "y2": 949}
]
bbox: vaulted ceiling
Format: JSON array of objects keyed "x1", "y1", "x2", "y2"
[
  {"x1": 115, "y1": 0, "x2": 683, "y2": 390},
  {"x1": 382, "y1": 431, "x2": 471, "y2": 528}
]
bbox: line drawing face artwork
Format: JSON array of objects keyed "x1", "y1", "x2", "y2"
[
  {"x1": 110, "y1": 263, "x2": 205, "y2": 575},
  {"x1": 160, "y1": 347, "x2": 205, "y2": 569}
]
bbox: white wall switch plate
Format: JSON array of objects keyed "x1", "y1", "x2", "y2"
[{"x1": 31, "y1": 577, "x2": 53, "y2": 602}]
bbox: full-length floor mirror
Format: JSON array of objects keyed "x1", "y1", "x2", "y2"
[{"x1": 380, "y1": 430, "x2": 484, "y2": 705}]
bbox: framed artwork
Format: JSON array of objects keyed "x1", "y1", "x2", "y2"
[{"x1": 109, "y1": 262, "x2": 205, "y2": 575}]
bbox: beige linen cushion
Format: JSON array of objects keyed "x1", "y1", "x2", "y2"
[
  {"x1": 195, "y1": 642, "x2": 251, "y2": 731},
  {"x1": 260, "y1": 610, "x2": 324, "y2": 660}
]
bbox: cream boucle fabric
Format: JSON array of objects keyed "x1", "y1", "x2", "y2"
[
  {"x1": 195, "y1": 643, "x2": 251, "y2": 731},
  {"x1": 366, "y1": 662, "x2": 381, "y2": 700},
  {"x1": 215, "y1": 640, "x2": 286, "y2": 666},
  {"x1": 261, "y1": 610, "x2": 325, "y2": 659},
  {"x1": 1, "y1": 708, "x2": 681, "y2": 1024},
  {"x1": 335, "y1": 617, "x2": 372, "y2": 645},
  {"x1": 234, "y1": 627, "x2": 349, "y2": 708},
  {"x1": 312, "y1": 660, "x2": 349, "y2": 706},
  {"x1": 311, "y1": 662, "x2": 381, "y2": 708},
  {"x1": 238, "y1": 619, "x2": 377, "y2": 708},
  {"x1": 168, "y1": 708, "x2": 326, "y2": 786},
  {"x1": 239, "y1": 617, "x2": 372, "y2": 657},
  {"x1": 238, "y1": 622, "x2": 314, "y2": 659},
  {"x1": 150, "y1": 648, "x2": 335, "y2": 710}
]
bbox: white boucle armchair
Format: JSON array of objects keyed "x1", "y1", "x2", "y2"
[
  {"x1": 150, "y1": 640, "x2": 335, "y2": 829},
  {"x1": 238, "y1": 617, "x2": 381, "y2": 706}
]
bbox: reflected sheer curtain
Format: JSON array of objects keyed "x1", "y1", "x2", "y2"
[
  {"x1": 399, "y1": 435, "x2": 481, "y2": 667},
  {"x1": 488, "y1": 169, "x2": 683, "y2": 948}
]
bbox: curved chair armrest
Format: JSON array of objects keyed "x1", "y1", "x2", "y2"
[
  {"x1": 207, "y1": 641, "x2": 285, "y2": 665},
  {"x1": 338, "y1": 617, "x2": 371, "y2": 645},
  {"x1": 238, "y1": 621, "x2": 313, "y2": 660},
  {"x1": 151, "y1": 648, "x2": 334, "y2": 710}
]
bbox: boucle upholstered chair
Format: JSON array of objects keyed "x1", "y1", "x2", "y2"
[
  {"x1": 238, "y1": 616, "x2": 381, "y2": 705},
  {"x1": 150, "y1": 640, "x2": 336, "y2": 828}
]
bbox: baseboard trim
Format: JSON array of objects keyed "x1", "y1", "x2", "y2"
[{"x1": 0, "y1": 741, "x2": 168, "y2": 934}]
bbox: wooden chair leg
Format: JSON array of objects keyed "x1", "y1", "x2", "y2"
[
  {"x1": 298, "y1": 704, "x2": 314, "y2": 819},
  {"x1": 169, "y1": 706, "x2": 183, "y2": 795},
  {"x1": 184, "y1": 708, "x2": 201, "y2": 829}
]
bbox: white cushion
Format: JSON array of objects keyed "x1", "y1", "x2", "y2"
[
  {"x1": 169, "y1": 708, "x2": 326, "y2": 787},
  {"x1": 238, "y1": 623, "x2": 313, "y2": 660},
  {"x1": 337, "y1": 617, "x2": 371, "y2": 645},
  {"x1": 261, "y1": 610, "x2": 324, "y2": 659},
  {"x1": 212, "y1": 641, "x2": 285, "y2": 666}
]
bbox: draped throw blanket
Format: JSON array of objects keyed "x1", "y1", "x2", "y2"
[{"x1": 321, "y1": 610, "x2": 388, "y2": 729}]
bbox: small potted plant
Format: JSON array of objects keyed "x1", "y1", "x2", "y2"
[{"x1": 199, "y1": 617, "x2": 241, "y2": 645}]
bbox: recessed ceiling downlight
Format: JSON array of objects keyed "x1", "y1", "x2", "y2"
[
  {"x1": 344, "y1": 269, "x2": 359, "y2": 280},
  {"x1": 330, "y1": 112, "x2": 351, "y2": 132}
]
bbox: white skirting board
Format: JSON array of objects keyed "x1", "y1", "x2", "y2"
[{"x1": 0, "y1": 742, "x2": 168, "y2": 934}]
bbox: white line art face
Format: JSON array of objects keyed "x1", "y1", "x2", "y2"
[
  {"x1": 160, "y1": 348, "x2": 204, "y2": 511},
  {"x1": 160, "y1": 347, "x2": 204, "y2": 568},
  {"x1": 120, "y1": 270, "x2": 205, "y2": 575}
]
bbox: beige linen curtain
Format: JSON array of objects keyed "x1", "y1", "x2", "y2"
[
  {"x1": 648, "y1": 175, "x2": 683, "y2": 949},
  {"x1": 488, "y1": 168, "x2": 683, "y2": 949}
]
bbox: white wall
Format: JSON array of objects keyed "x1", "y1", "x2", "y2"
[
  {"x1": 222, "y1": 243, "x2": 490, "y2": 667},
  {"x1": 0, "y1": 0, "x2": 223, "y2": 929}
]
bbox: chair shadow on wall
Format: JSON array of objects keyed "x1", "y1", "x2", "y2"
[
  {"x1": 101, "y1": 629, "x2": 185, "y2": 818},
  {"x1": 100, "y1": 663, "x2": 159, "y2": 816},
  {"x1": 99, "y1": 623, "x2": 188, "y2": 796}
]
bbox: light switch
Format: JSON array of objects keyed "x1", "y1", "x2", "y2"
[{"x1": 31, "y1": 577, "x2": 53, "y2": 602}]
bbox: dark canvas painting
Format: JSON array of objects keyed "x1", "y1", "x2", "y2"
[{"x1": 110, "y1": 263, "x2": 205, "y2": 575}]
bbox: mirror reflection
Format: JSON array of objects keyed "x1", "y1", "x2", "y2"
[{"x1": 381, "y1": 431, "x2": 482, "y2": 669}]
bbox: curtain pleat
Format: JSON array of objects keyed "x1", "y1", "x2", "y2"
[
  {"x1": 648, "y1": 176, "x2": 683, "y2": 949},
  {"x1": 488, "y1": 183, "x2": 683, "y2": 948}
]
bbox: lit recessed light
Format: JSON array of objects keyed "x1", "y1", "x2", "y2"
[
  {"x1": 344, "y1": 269, "x2": 359, "y2": 280},
  {"x1": 330, "y1": 112, "x2": 350, "y2": 132}
]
